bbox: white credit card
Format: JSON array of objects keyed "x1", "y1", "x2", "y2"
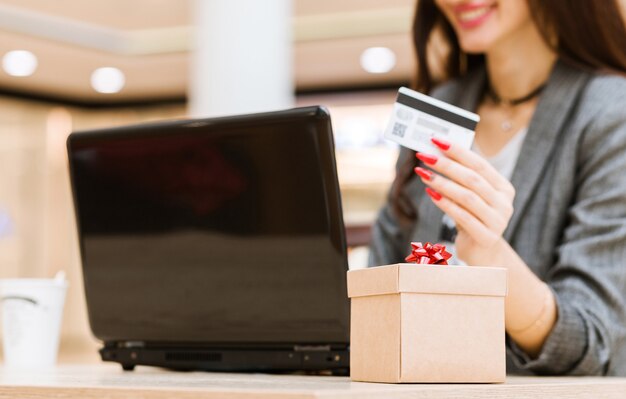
[{"x1": 384, "y1": 87, "x2": 480, "y2": 154}]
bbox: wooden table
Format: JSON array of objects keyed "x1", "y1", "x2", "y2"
[{"x1": 2, "y1": 364, "x2": 626, "y2": 398}]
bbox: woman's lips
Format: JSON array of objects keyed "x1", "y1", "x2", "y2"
[{"x1": 454, "y1": 4, "x2": 496, "y2": 29}]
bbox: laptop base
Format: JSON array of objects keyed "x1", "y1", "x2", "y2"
[{"x1": 100, "y1": 345, "x2": 350, "y2": 375}]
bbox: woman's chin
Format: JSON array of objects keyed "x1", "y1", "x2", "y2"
[{"x1": 457, "y1": 37, "x2": 494, "y2": 55}]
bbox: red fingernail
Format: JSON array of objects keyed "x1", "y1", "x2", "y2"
[
  {"x1": 414, "y1": 166, "x2": 433, "y2": 181},
  {"x1": 431, "y1": 137, "x2": 451, "y2": 151},
  {"x1": 425, "y1": 187, "x2": 442, "y2": 201},
  {"x1": 416, "y1": 153, "x2": 438, "y2": 165}
]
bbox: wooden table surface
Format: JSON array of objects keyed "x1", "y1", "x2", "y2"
[{"x1": 2, "y1": 364, "x2": 626, "y2": 399}]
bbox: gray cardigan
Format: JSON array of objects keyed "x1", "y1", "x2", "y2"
[{"x1": 369, "y1": 59, "x2": 626, "y2": 376}]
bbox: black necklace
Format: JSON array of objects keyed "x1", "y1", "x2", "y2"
[
  {"x1": 486, "y1": 82, "x2": 546, "y2": 131},
  {"x1": 486, "y1": 82, "x2": 546, "y2": 107}
]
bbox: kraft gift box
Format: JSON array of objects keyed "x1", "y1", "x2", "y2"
[{"x1": 347, "y1": 263, "x2": 507, "y2": 383}]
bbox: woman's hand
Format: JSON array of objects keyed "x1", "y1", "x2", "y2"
[
  {"x1": 414, "y1": 137, "x2": 516, "y2": 265},
  {"x1": 416, "y1": 137, "x2": 557, "y2": 355}
]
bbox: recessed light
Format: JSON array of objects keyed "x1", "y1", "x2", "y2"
[
  {"x1": 2, "y1": 50, "x2": 38, "y2": 77},
  {"x1": 91, "y1": 67, "x2": 125, "y2": 94},
  {"x1": 360, "y1": 47, "x2": 396, "y2": 74}
]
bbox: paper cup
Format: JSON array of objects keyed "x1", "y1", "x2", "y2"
[{"x1": 0, "y1": 278, "x2": 68, "y2": 369}]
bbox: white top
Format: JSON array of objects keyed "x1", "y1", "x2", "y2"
[
  {"x1": 443, "y1": 128, "x2": 528, "y2": 265},
  {"x1": 475, "y1": 128, "x2": 528, "y2": 180}
]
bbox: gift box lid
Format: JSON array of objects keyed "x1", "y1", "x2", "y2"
[{"x1": 347, "y1": 264, "x2": 507, "y2": 298}]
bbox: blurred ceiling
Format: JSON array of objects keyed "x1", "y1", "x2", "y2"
[{"x1": 0, "y1": 0, "x2": 417, "y2": 104}]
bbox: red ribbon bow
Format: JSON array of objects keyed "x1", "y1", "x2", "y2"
[{"x1": 405, "y1": 242, "x2": 452, "y2": 265}]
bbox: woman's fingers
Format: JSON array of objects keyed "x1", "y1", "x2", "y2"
[
  {"x1": 425, "y1": 188, "x2": 500, "y2": 247},
  {"x1": 415, "y1": 151, "x2": 512, "y2": 211},
  {"x1": 431, "y1": 137, "x2": 516, "y2": 201},
  {"x1": 414, "y1": 137, "x2": 517, "y2": 244},
  {"x1": 416, "y1": 166, "x2": 511, "y2": 234}
]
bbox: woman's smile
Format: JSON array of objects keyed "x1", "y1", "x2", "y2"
[{"x1": 454, "y1": 2, "x2": 497, "y2": 29}]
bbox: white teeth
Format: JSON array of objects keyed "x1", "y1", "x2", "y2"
[{"x1": 458, "y1": 7, "x2": 491, "y2": 22}]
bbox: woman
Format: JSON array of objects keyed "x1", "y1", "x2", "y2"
[{"x1": 369, "y1": 0, "x2": 626, "y2": 376}]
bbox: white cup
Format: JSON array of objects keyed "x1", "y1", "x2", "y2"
[{"x1": 0, "y1": 275, "x2": 68, "y2": 369}]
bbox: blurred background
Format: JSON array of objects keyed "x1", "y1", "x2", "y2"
[{"x1": 0, "y1": 0, "x2": 416, "y2": 362}]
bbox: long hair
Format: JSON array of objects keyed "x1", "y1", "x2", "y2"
[{"x1": 390, "y1": 0, "x2": 626, "y2": 223}]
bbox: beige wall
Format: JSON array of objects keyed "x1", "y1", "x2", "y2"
[{"x1": 0, "y1": 95, "x2": 187, "y2": 361}]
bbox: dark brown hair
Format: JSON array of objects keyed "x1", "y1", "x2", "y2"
[{"x1": 391, "y1": 0, "x2": 626, "y2": 223}]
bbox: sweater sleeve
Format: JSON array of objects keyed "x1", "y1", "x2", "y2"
[
  {"x1": 507, "y1": 100, "x2": 626, "y2": 375},
  {"x1": 368, "y1": 148, "x2": 416, "y2": 267}
]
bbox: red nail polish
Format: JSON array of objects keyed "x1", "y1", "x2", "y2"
[
  {"x1": 416, "y1": 153, "x2": 438, "y2": 165},
  {"x1": 431, "y1": 137, "x2": 451, "y2": 151},
  {"x1": 414, "y1": 166, "x2": 433, "y2": 181},
  {"x1": 425, "y1": 187, "x2": 442, "y2": 201}
]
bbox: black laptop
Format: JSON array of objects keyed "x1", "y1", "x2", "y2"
[{"x1": 67, "y1": 106, "x2": 350, "y2": 373}]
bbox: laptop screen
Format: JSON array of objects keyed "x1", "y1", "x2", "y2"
[{"x1": 68, "y1": 107, "x2": 349, "y2": 346}]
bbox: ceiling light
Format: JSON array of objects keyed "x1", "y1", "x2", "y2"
[
  {"x1": 2, "y1": 50, "x2": 38, "y2": 77},
  {"x1": 360, "y1": 47, "x2": 396, "y2": 74},
  {"x1": 91, "y1": 67, "x2": 125, "y2": 94}
]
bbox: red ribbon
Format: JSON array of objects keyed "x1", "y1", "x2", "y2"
[{"x1": 405, "y1": 242, "x2": 452, "y2": 265}]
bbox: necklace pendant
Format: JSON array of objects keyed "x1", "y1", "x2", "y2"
[{"x1": 501, "y1": 120, "x2": 513, "y2": 131}]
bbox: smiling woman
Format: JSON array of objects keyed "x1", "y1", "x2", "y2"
[{"x1": 369, "y1": 0, "x2": 626, "y2": 376}]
